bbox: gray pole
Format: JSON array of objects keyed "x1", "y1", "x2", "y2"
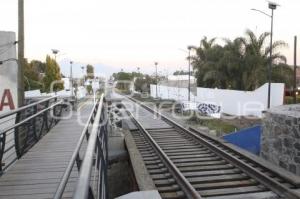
[
  {"x1": 70, "y1": 61, "x2": 73, "y2": 96},
  {"x1": 155, "y1": 62, "x2": 158, "y2": 98},
  {"x1": 18, "y1": 0, "x2": 25, "y2": 106},
  {"x1": 267, "y1": 8, "x2": 274, "y2": 109},
  {"x1": 188, "y1": 49, "x2": 191, "y2": 101},
  {"x1": 294, "y1": 36, "x2": 297, "y2": 104},
  {"x1": 81, "y1": 66, "x2": 85, "y2": 86}
]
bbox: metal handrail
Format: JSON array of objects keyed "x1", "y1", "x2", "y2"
[
  {"x1": 73, "y1": 95, "x2": 107, "y2": 199},
  {"x1": 54, "y1": 94, "x2": 108, "y2": 199},
  {"x1": 0, "y1": 96, "x2": 57, "y2": 119},
  {"x1": 53, "y1": 101, "x2": 98, "y2": 199},
  {"x1": 0, "y1": 100, "x2": 63, "y2": 136},
  {"x1": 0, "y1": 96, "x2": 67, "y2": 174}
]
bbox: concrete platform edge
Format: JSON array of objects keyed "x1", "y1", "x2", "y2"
[{"x1": 123, "y1": 130, "x2": 157, "y2": 191}]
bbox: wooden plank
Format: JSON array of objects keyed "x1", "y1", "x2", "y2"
[{"x1": 0, "y1": 101, "x2": 93, "y2": 198}]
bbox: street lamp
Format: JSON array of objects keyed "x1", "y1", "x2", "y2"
[
  {"x1": 51, "y1": 49, "x2": 59, "y2": 61},
  {"x1": 179, "y1": 46, "x2": 196, "y2": 101},
  {"x1": 251, "y1": 1, "x2": 279, "y2": 108},
  {"x1": 155, "y1": 62, "x2": 158, "y2": 98},
  {"x1": 187, "y1": 46, "x2": 194, "y2": 101},
  {"x1": 81, "y1": 66, "x2": 85, "y2": 85},
  {"x1": 70, "y1": 61, "x2": 73, "y2": 96}
]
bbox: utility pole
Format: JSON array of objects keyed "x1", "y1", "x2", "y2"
[
  {"x1": 18, "y1": 0, "x2": 25, "y2": 106},
  {"x1": 294, "y1": 36, "x2": 297, "y2": 104}
]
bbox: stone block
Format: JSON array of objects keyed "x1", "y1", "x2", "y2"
[{"x1": 261, "y1": 104, "x2": 300, "y2": 175}]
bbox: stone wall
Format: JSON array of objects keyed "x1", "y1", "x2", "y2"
[{"x1": 261, "y1": 104, "x2": 300, "y2": 174}]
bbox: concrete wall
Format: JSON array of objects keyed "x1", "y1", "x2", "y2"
[
  {"x1": 0, "y1": 31, "x2": 18, "y2": 167},
  {"x1": 261, "y1": 105, "x2": 300, "y2": 175},
  {"x1": 150, "y1": 83, "x2": 284, "y2": 117},
  {"x1": 196, "y1": 83, "x2": 284, "y2": 117},
  {"x1": 150, "y1": 85, "x2": 197, "y2": 102},
  {"x1": 0, "y1": 31, "x2": 18, "y2": 111}
]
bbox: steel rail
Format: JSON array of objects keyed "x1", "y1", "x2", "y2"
[
  {"x1": 126, "y1": 110, "x2": 202, "y2": 199},
  {"x1": 0, "y1": 100, "x2": 63, "y2": 136},
  {"x1": 53, "y1": 100, "x2": 98, "y2": 199},
  {"x1": 73, "y1": 95, "x2": 104, "y2": 199},
  {"x1": 127, "y1": 95, "x2": 300, "y2": 199},
  {"x1": 188, "y1": 127, "x2": 300, "y2": 187},
  {"x1": 0, "y1": 96, "x2": 57, "y2": 119}
]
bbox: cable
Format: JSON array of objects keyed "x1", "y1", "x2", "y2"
[
  {"x1": 0, "y1": 41, "x2": 18, "y2": 56},
  {"x1": 0, "y1": 58, "x2": 18, "y2": 65}
]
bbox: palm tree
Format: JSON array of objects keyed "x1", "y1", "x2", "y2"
[
  {"x1": 221, "y1": 38, "x2": 246, "y2": 90},
  {"x1": 240, "y1": 29, "x2": 287, "y2": 90},
  {"x1": 191, "y1": 29, "x2": 288, "y2": 90},
  {"x1": 191, "y1": 37, "x2": 223, "y2": 88}
]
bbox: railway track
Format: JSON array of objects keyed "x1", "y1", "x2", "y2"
[{"x1": 123, "y1": 95, "x2": 300, "y2": 199}]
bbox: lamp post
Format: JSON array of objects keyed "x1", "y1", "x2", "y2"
[
  {"x1": 251, "y1": 2, "x2": 279, "y2": 108},
  {"x1": 51, "y1": 49, "x2": 59, "y2": 61},
  {"x1": 187, "y1": 46, "x2": 193, "y2": 101},
  {"x1": 179, "y1": 46, "x2": 195, "y2": 101},
  {"x1": 70, "y1": 61, "x2": 73, "y2": 96},
  {"x1": 81, "y1": 66, "x2": 85, "y2": 86},
  {"x1": 155, "y1": 62, "x2": 158, "y2": 98}
]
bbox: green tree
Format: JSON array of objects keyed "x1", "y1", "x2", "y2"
[
  {"x1": 134, "y1": 74, "x2": 156, "y2": 93},
  {"x1": 173, "y1": 70, "x2": 189, "y2": 75},
  {"x1": 191, "y1": 30, "x2": 288, "y2": 90},
  {"x1": 240, "y1": 29, "x2": 287, "y2": 90},
  {"x1": 86, "y1": 64, "x2": 94, "y2": 79},
  {"x1": 24, "y1": 59, "x2": 44, "y2": 91},
  {"x1": 191, "y1": 36, "x2": 226, "y2": 88},
  {"x1": 272, "y1": 64, "x2": 293, "y2": 88},
  {"x1": 43, "y1": 55, "x2": 63, "y2": 92}
]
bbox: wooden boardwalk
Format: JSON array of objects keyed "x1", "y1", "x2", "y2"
[{"x1": 0, "y1": 101, "x2": 94, "y2": 199}]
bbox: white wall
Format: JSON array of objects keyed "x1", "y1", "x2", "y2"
[
  {"x1": 0, "y1": 31, "x2": 18, "y2": 167},
  {"x1": 151, "y1": 84, "x2": 197, "y2": 102},
  {"x1": 0, "y1": 32, "x2": 18, "y2": 112},
  {"x1": 150, "y1": 83, "x2": 284, "y2": 117}
]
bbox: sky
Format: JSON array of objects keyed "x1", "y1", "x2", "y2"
[{"x1": 1, "y1": 0, "x2": 300, "y2": 78}]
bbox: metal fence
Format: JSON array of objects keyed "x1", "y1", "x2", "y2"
[
  {"x1": 54, "y1": 94, "x2": 108, "y2": 199},
  {"x1": 0, "y1": 96, "x2": 66, "y2": 175}
]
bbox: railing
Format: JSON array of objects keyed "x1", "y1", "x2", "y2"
[
  {"x1": 54, "y1": 94, "x2": 108, "y2": 199},
  {"x1": 0, "y1": 96, "x2": 66, "y2": 175}
]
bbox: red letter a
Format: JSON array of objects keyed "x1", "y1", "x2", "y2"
[{"x1": 0, "y1": 89, "x2": 15, "y2": 111}]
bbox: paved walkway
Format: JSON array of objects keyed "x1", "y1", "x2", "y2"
[{"x1": 0, "y1": 100, "x2": 94, "y2": 199}]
